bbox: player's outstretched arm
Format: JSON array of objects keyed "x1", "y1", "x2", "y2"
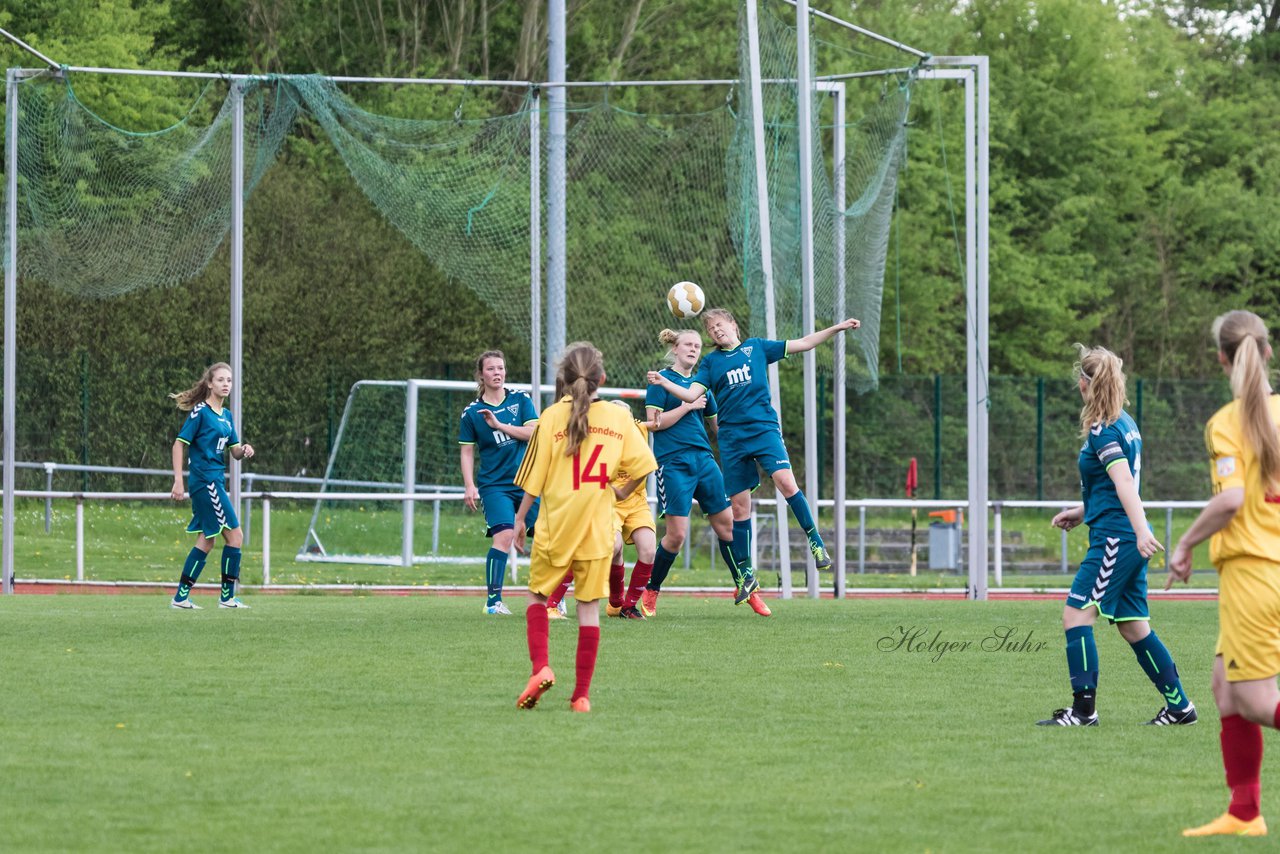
[
  {"x1": 786, "y1": 318, "x2": 861, "y2": 354},
  {"x1": 647, "y1": 370, "x2": 705, "y2": 403}
]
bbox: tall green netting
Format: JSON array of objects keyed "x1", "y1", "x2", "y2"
[
  {"x1": 9, "y1": 72, "x2": 296, "y2": 296},
  {"x1": 730, "y1": 0, "x2": 913, "y2": 392},
  {"x1": 556, "y1": 100, "x2": 747, "y2": 383}
]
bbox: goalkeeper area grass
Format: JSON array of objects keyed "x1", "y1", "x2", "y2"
[{"x1": 0, "y1": 595, "x2": 1255, "y2": 851}]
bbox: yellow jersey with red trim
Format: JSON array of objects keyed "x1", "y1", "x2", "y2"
[
  {"x1": 1205, "y1": 395, "x2": 1280, "y2": 568},
  {"x1": 515, "y1": 398, "x2": 657, "y2": 564}
]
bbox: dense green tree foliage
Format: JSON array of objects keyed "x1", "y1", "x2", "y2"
[{"x1": 0, "y1": 0, "x2": 1275, "y2": 497}]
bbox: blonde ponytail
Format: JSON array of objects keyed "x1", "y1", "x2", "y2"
[
  {"x1": 1073, "y1": 344, "x2": 1127, "y2": 437},
  {"x1": 1213, "y1": 310, "x2": 1280, "y2": 493},
  {"x1": 556, "y1": 342, "x2": 604, "y2": 458}
]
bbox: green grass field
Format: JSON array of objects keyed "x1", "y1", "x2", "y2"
[{"x1": 0, "y1": 594, "x2": 1262, "y2": 852}]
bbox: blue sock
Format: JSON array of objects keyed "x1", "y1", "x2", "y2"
[
  {"x1": 1065, "y1": 625, "x2": 1098, "y2": 693},
  {"x1": 485, "y1": 547, "x2": 507, "y2": 607},
  {"x1": 175, "y1": 547, "x2": 207, "y2": 602},
  {"x1": 1130, "y1": 630, "x2": 1190, "y2": 710},
  {"x1": 785, "y1": 491, "x2": 821, "y2": 544},
  {"x1": 220, "y1": 546, "x2": 241, "y2": 602},
  {"x1": 732, "y1": 519, "x2": 752, "y2": 575},
  {"x1": 717, "y1": 539, "x2": 744, "y2": 586},
  {"x1": 649, "y1": 544, "x2": 679, "y2": 591}
]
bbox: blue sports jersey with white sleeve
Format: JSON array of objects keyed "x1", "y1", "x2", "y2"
[
  {"x1": 690, "y1": 337, "x2": 787, "y2": 441},
  {"x1": 458, "y1": 390, "x2": 539, "y2": 491},
  {"x1": 176, "y1": 403, "x2": 240, "y2": 487},
  {"x1": 1079, "y1": 411, "x2": 1143, "y2": 538},
  {"x1": 645, "y1": 368, "x2": 717, "y2": 462}
]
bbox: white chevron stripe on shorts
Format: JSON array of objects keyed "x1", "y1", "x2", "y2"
[
  {"x1": 207, "y1": 483, "x2": 228, "y2": 526},
  {"x1": 1090, "y1": 536, "x2": 1120, "y2": 602}
]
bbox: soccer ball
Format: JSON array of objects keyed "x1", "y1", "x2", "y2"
[{"x1": 667, "y1": 281, "x2": 705, "y2": 319}]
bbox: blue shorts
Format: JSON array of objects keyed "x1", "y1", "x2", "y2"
[
  {"x1": 480, "y1": 485, "x2": 539, "y2": 536},
  {"x1": 186, "y1": 480, "x2": 239, "y2": 538},
  {"x1": 1066, "y1": 531, "x2": 1150, "y2": 622},
  {"x1": 719, "y1": 429, "x2": 792, "y2": 497},
  {"x1": 656, "y1": 451, "x2": 731, "y2": 518}
]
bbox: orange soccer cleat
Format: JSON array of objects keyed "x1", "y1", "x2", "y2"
[
  {"x1": 747, "y1": 592, "x2": 771, "y2": 617},
  {"x1": 570, "y1": 697, "x2": 592, "y2": 713},
  {"x1": 516, "y1": 665, "x2": 556, "y2": 710},
  {"x1": 639, "y1": 589, "x2": 658, "y2": 617},
  {"x1": 605, "y1": 603, "x2": 623, "y2": 618},
  {"x1": 1182, "y1": 813, "x2": 1267, "y2": 837}
]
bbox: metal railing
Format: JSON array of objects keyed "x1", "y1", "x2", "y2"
[{"x1": 8, "y1": 488, "x2": 1213, "y2": 594}]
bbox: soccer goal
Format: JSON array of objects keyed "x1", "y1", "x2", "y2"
[{"x1": 298, "y1": 378, "x2": 646, "y2": 567}]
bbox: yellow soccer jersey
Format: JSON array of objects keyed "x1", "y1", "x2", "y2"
[
  {"x1": 515, "y1": 398, "x2": 657, "y2": 565},
  {"x1": 1205, "y1": 395, "x2": 1280, "y2": 567},
  {"x1": 613, "y1": 418, "x2": 650, "y2": 517}
]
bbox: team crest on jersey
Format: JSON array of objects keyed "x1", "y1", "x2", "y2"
[
  {"x1": 1217, "y1": 456, "x2": 1236, "y2": 477},
  {"x1": 741, "y1": 346, "x2": 754, "y2": 358},
  {"x1": 507, "y1": 404, "x2": 519, "y2": 416}
]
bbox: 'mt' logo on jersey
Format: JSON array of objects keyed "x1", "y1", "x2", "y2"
[{"x1": 725, "y1": 364, "x2": 752, "y2": 386}]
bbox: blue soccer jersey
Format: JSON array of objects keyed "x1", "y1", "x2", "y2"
[
  {"x1": 458, "y1": 390, "x2": 539, "y2": 491},
  {"x1": 1079, "y1": 411, "x2": 1143, "y2": 537},
  {"x1": 645, "y1": 367, "x2": 717, "y2": 463},
  {"x1": 176, "y1": 402, "x2": 240, "y2": 487},
  {"x1": 691, "y1": 337, "x2": 787, "y2": 442}
]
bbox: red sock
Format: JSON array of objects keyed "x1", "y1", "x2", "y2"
[
  {"x1": 1274, "y1": 700, "x2": 1280, "y2": 731},
  {"x1": 608, "y1": 563, "x2": 625, "y2": 607},
  {"x1": 546, "y1": 570, "x2": 572, "y2": 609},
  {"x1": 1221, "y1": 714, "x2": 1264, "y2": 821},
  {"x1": 571, "y1": 625, "x2": 600, "y2": 702},
  {"x1": 625, "y1": 561, "x2": 654, "y2": 608},
  {"x1": 525, "y1": 603, "x2": 550, "y2": 673}
]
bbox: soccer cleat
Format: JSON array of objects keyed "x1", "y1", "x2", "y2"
[
  {"x1": 516, "y1": 665, "x2": 556, "y2": 710},
  {"x1": 1144, "y1": 703, "x2": 1197, "y2": 726},
  {"x1": 1182, "y1": 813, "x2": 1268, "y2": 837},
  {"x1": 546, "y1": 605, "x2": 567, "y2": 621},
  {"x1": 734, "y1": 574, "x2": 760, "y2": 606},
  {"x1": 218, "y1": 597, "x2": 250, "y2": 609},
  {"x1": 570, "y1": 697, "x2": 591, "y2": 713},
  {"x1": 1036, "y1": 708, "x2": 1098, "y2": 726},
  {"x1": 618, "y1": 606, "x2": 646, "y2": 620},
  {"x1": 746, "y1": 592, "x2": 771, "y2": 617},
  {"x1": 484, "y1": 602, "x2": 513, "y2": 615},
  {"x1": 605, "y1": 603, "x2": 624, "y2": 618},
  {"x1": 639, "y1": 589, "x2": 658, "y2": 618},
  {"x1": 810, "y1": 540, "x2": 832, "y2": 570},
  {"x1": 170, "y1": 598, "x2": 201, "y2": 610}
]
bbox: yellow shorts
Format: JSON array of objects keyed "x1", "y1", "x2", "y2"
[
  {"x1": 614, "y1": 502, "x2": 655, "y2": 546},
  {"x1": 528, "y1": 549, "x2": 611, "y2": 603},
  {"x1": 1215, "y1": 557, "x2": 1280, "y2": 682}
]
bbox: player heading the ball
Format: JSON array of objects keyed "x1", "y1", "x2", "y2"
[{"x1": 647, "y1": 309, "x2": 860, "y2": 592}]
